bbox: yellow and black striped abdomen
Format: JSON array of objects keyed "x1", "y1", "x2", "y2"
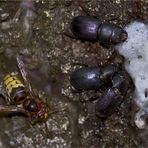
[{"x1": 4, "y1": 74, "x2": 26, "y2": 104}]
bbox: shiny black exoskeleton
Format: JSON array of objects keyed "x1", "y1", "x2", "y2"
[
  {"x1": 95, "y1": 71, "x2": 131, "y2": 117},
  {"x1": 70, "y1": 65, "x2": 132, "y2": 117},
  {"x1": 70, "y1": 65, "x2": 117, "y2": 90},
  {"x1": 69, "y1": 16, "x2": 128, "y2": 45}
]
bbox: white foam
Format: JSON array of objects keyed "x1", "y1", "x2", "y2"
[{"x1": 115, "y1": 21, "x2": 148, "y2": 129}]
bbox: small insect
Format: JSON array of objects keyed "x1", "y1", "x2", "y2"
[
  {"x1": 70, "y1": 65, "x2": 133, "y2": 117},
  {"x1": 95, "y1": 71, "x2": 131, "y2": 117},
  {"x1": 65, "y1": 16, "x2": 128, "y2": 46},
  {"x1": 0, "y1": 55, "x2": 51, "y2": 124},
  {"x1": 70, "y1": 64, "x2": 118, "y2": 91}
]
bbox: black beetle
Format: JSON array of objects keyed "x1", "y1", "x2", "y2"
[
  {"x1": 70, "y1": 64, "x2": 118, "y2": 91},
  {"x1": 95, "y1": 71, "x2": 131, "y2": 117},
  {"x1": 67, "y1": 16, "x2": 127, "y2": 46},
  {"x1": 70, "y1": 65, "x2": 133, "y2": 117}
]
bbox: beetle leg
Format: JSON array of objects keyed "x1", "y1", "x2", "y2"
[
  {"x1": 105, "y1": 16, "x2": 120, "y2": 22},
  {"x1": 77, "y1": 2, "x2": 100, "y2": 19},
  {"x1": 71, "y1": 89, "x2": 84, "y2": 94},
  {"x1": 63, "y1": 32, "x2": 76, "y2": 39},
  {"x1": 56, "y1": 27, "x2": 77, "y2": 39},
  {"x1": 63, "y1": 26, "x2": 78, "y2": 39},
  {"x1": 78, "y1": 3, "x2": 91, "y2": 16}
]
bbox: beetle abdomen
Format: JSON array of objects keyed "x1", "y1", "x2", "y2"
[
  {"x1": 70, "y1": 67, "x2": 104, "y2": 90},
  {"x1": 71, "y1": 16, "x2": 101, "y2": 41},
  {"x1": 95, "y1": 88, "x2": 123, "y2": 117},
  {"x1": 95, "y1": 71, "x2": 131, "y2": 117}
]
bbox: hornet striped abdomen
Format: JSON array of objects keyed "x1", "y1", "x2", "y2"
[{"x1": 4, "y1": 74, "x2": 26, "y2": 104}]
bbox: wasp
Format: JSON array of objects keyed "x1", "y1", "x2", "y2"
[{"x1": 0, "y1": 55, "x2": 52, "y2": 124}]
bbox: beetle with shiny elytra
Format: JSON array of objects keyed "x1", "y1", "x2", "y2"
[
  {"x1": 65, "y1": 16, "x2": 128, "y2": 47},
  {"x1": 70, "y1": 64, "x2": 133, "y2": 117}
]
